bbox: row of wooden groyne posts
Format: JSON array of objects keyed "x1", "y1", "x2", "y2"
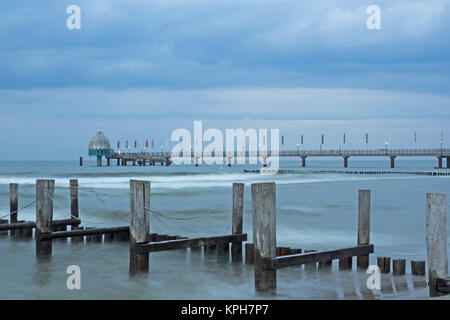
[{"x1": 0, "y1": 180, "x2": 449, "y2": 297}]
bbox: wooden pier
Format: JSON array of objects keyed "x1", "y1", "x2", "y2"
[{"x1": 90, "y1": 148, "x2": 450, "y2": 169}]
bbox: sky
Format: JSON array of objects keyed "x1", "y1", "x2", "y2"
[{"x1": 0, "y1": 0, "x2": 449, "y2": 160}]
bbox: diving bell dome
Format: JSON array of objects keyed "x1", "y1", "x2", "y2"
[{"x1": 88, "y1": 128, "x2": 113, "y2": 156}]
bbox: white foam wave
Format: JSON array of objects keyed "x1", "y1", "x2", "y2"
[{"x1": 0, "y1": 173, "x2": 414, "y2": 190}]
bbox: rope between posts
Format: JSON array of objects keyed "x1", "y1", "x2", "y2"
[
  {"x1": 45, "y1": 191, "x2": 127, "y2": 225},
  {"x1": 0, "y1": 200, "x2": 37, "y2": 220},
  {"x1": 145, "y1": 196, "x2": 229, "y2": 221}
]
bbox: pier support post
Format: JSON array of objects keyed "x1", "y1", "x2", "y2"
[
  {"x1": 263, "y1": 157, "x2": 267, "y2": 168},
  {"x1": 117, "y1": 159, "x2": 120, "y2": 166},
  {"x1": 9, "y1": 183, "x2": 19, "y2": 237},
  {"x1": 132, "y1": 159, "x2": 136, "y2": 166},
  {"x1": 36, "y1": 179, "x2": 55, "y2": 257},
  {"x1": 251, "y1": 182, "x2": 277, "y2": 295},
  {"x1": 97, "y1": 155, "x2": 102, "y2": 167},
  {"x1": 357, "y1": 189, "x2": 371, "y2": 271},
  {"x1": 129, "y1": 180, "x2": 151, "y2": 275},
  {"x1": 107, "y1": 158, "x2": 110, "y2": 166},
  {"x1": 447, "y1": 157, "x2": 450, "y2": 169},
  {"x1": 195, "y1": 157, "x2": 199, "y2": 167},
  {"x1": 301, "y1": 157, "x2": 306, "y2": 168},
  {"x1": 227, "y1": 157, "x2": 232, "y2": 167},
  {"x1": 437, "y1": 157, "x2": 443, "y2": 169},
  {"x1": 79, "y1": 156, "x2": 83, "y2": 166},
  {"x1": 426, "y1": 193, "x2": 448, "y2": 297},
  {"x1": 343, "y1": 156, "x2": 349, "y2": 168},
  {"x1": 231, "y1": 183, "x2": 244, "y2": 262},
  {"x1": 390, "y1": 156, "x2": 396, "y2": 169}
]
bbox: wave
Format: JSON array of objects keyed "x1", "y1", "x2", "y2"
[{"x1": 0, "y1": 172, "x2": 410, "y2": 190}]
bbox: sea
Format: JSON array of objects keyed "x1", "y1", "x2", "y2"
[{"x1": 0, "y1": 158, "x2": 449, "y2": 299}]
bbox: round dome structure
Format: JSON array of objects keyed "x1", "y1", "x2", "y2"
[{"x1": 88, "y1": 128, "x2": 113, "y2": 157}]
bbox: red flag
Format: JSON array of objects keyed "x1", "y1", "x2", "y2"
[
  {"x1": 145, "y1": 139, "x2": 148, "y2": 148},
  {"x1": 134, "y1": 140, "x2": 137, "y2": 148}
]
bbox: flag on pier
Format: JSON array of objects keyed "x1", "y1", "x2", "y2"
[
  {"x1": 134, "y1": 140, "x2": 137, "y2": 148},
  {"x1": 366, "y1": 133, "x2": 369, "y2": 144},
  {"x1": 145, "y1": 139, "x2": 149, "y2": 148}
]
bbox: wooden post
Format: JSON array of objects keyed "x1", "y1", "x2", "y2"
[
  {"x1": 251, "y1": 182, "x2": 276, "y2": 295},
  {"x1": 426, "y1": 193, "x2": 448, "y2": 297},
  {"x1": 318, "y1": 259, "x2": 332, "y2": 271},
  {"x1": 357, "y1": 189, "x2": 371, "y2": 270},
  {"x1": 70, "y1": 179, "x2": 79, "y2": 221},
  {"x1": 70, "y1": 179, "x2": 83, "y2": 242},
  {"x1": 339, "y1": 257, "x2": 352, "y2": 271},
  {"x1": 36, "y1": 179, "x2": 55, "y2": 257},
  {"x1": 0, "y1": 219, "x2": 8, "y2": 236},
  {"x1": 72, "y1": 227, "x2": 84, "y2": 243},
  {"x1": 245, "y1": 243, "x2": 254, "y2": 264},
  {"x1": 393, "y1": 259, "x2": 406, "y2": 276},
  {"x1": 411, "y1": 261, "x2": 426, "y2": 276},
  {"x1": 231, "y1": 183, "x2": 244, "y2": 262},
  {"x1": 377, "y1": 257, "x2": 391, "y2": 273},
  {"x1": 104, "y1": 233, "x2": 114, "y2": 242},
  {"x1": 217, "y1": 242, "x2": 229, "y2": 260},
  {"x1": 9, "y1": 183, "x2": 20, "y2": 238},
  {"x1": 301, "y1": 157, "x2": 306, "y2": 168},
  {"x1": 79, "y1": 156, "x2": 83, "y2": 166},
  {"x1": 129, "y1": 180, "x2": 151, "y2": 274},
  {"x1": 9, "y1": 183, "x2": 18, "y2": 223}
]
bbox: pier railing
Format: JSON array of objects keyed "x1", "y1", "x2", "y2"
[{"x1": 110, "y1": 148, "x2": 450, "y2": 158}]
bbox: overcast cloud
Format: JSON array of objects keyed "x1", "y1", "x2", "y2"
[{"x1": 0, "y1": 0, "x2": 449, "y2": 159}]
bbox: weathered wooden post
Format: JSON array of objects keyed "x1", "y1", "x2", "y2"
[
  {"x1": 70, "y1": 179, "x2": 83, "y2": 243},
  {"x1": 245, "y1": 243, "x2": 254, "y2": 264},
  {"x1": 9, "y1": 183, "x2": 18, "y2": 223},
  {"x1": 9, "y1": 183, "x2": 20, "y2": 238},
  {"x1": 426, "y1": 193, "x2": 448, "y2": 297},
  {"x1": 377, "y1": 257, "x2": 391, "y2": 273},
  {"x1": 70, "y1": 179, "x2": 79, "y2": 221},
  {"x1": 357, "y1": 189, "x2": 371, "y2": 270},
  {"x1": 393, "y1": 259, "x2": 406, "y2": 276},
  {"x1": 251, "y1": 182, "x2": 276, "y2": 295},
  {"x1": 231, "y1": 183, "x2": 244, "y2": 262},
  {"x1": 36, "y1": 179, "x2": 55, "y2": 257},
  {"x1": 129, "y1": 180, "x2": 150, "y2": 274},
  {"x1": 411, "y1": 261, "x2": 426, "y2": 276},
  {"x1": 339, "y1": 257, "x2": 352, "y2": 271},
  {"x1": 0, "y1": 219, "x2": 8, "y2": 236}
]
